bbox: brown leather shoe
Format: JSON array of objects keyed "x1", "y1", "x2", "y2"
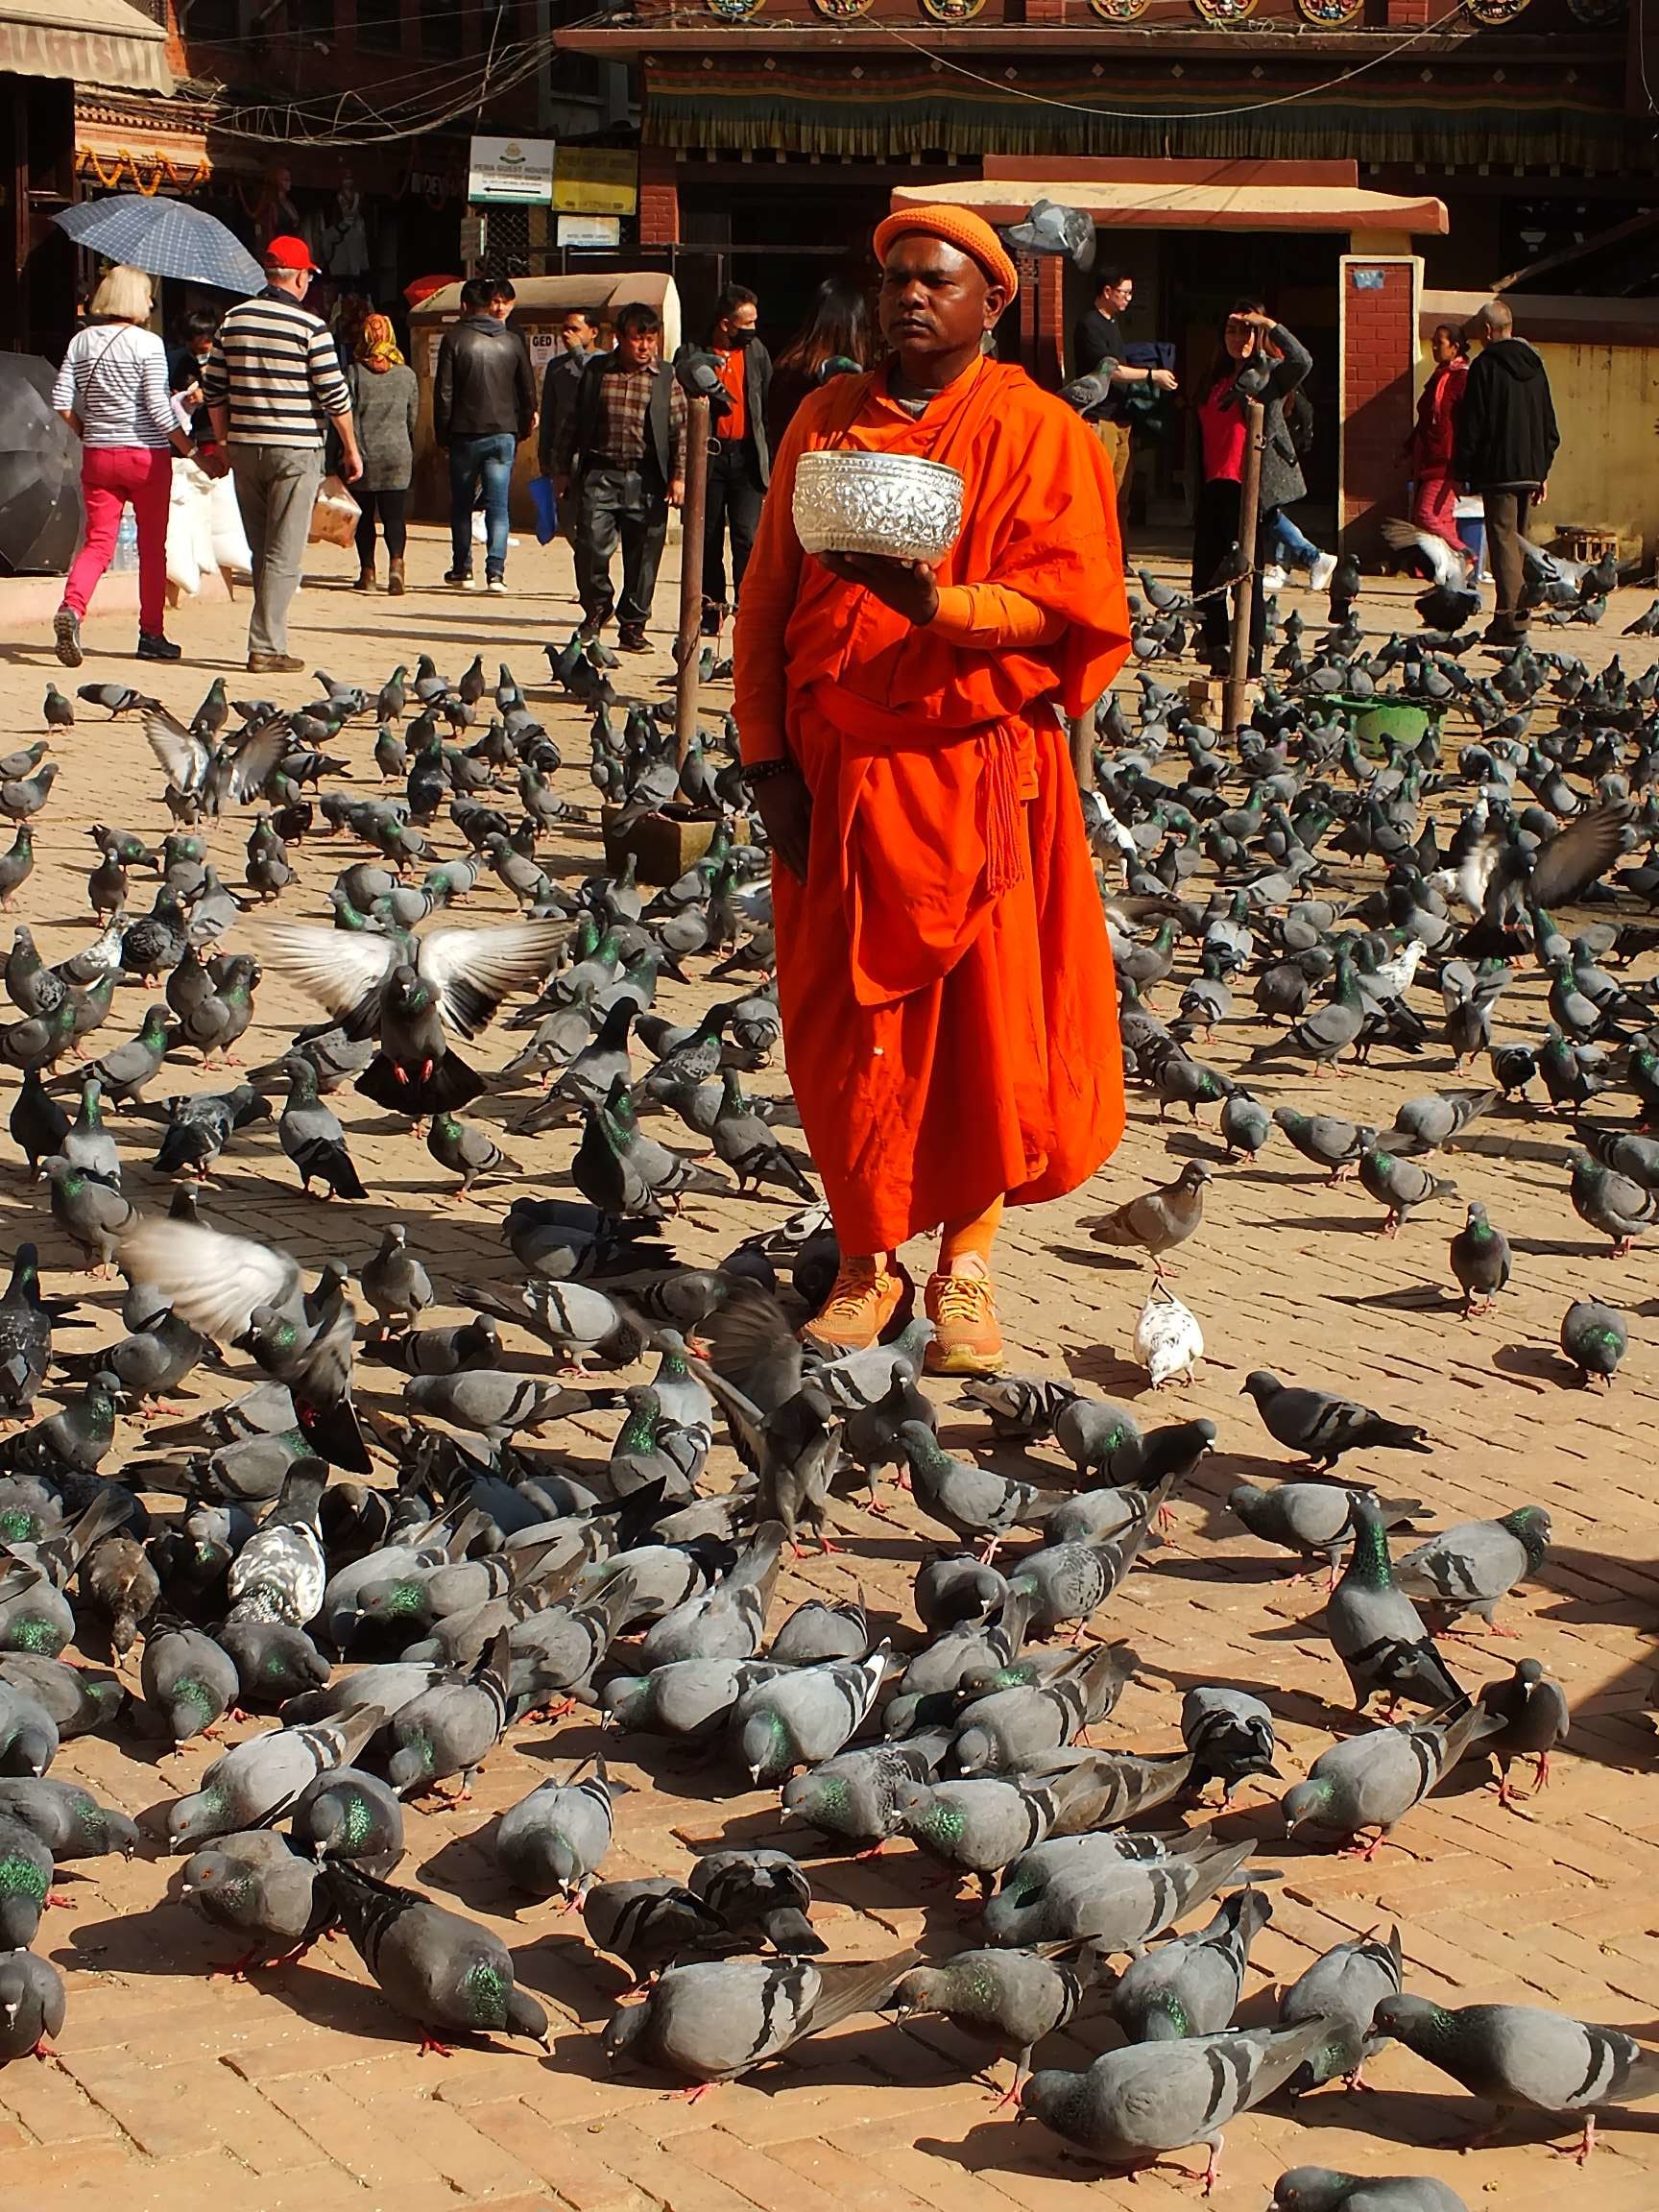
[
  {"x1": 353, "y1": 565, "x2": 375, "y2": 592},
  {"x1": 386, "y1": 558, "x2": 405, "y2": 596}
]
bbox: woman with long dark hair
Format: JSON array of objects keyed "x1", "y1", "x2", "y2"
[
  {"x1": 767, "y1": 277, "x2": 875, "y2": 447},
  {"x1": 1408, "y1": 322, "x2": 1470, "y2": 557},
  {"x1": 1190, "y1": 299, "x2": 1312, "y2": 676}
]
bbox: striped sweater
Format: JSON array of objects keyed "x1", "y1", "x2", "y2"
[{"x1": 203, "y1": 287, "x2": 351, "y2": 450}]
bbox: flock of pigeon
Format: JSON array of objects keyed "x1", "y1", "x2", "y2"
[{"x1": 0, "y1": 554, "x2": 1654, "y2": 2211}]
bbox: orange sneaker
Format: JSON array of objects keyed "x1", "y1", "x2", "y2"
[
  {"x1": 925, "y1": 1254, "x2": 1004, "y2": 1376},
  {"x1": 803, "y1": 1257, "x2": 914, "y2": 1354}
]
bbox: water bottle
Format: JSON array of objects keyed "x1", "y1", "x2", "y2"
[{"x1": 112, "y1": 509, "x2": 138, "y2": 573}]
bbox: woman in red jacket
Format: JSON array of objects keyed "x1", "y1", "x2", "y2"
[{"x1": 1409, "y1": 323, "x2": 1469, "y2": 554}]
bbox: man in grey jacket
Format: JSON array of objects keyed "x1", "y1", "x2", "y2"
[{"x1": 434, "y1": 276, "x2": 536, "y2": 593}]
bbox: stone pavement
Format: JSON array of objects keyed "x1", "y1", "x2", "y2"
[{"x1": 1, "y1": 521, "x2": 1658, "y2": 2212}]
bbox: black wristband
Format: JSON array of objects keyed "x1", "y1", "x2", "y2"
[{"x1": 744, "y1": 757, "x2": 798, "y2": 784}]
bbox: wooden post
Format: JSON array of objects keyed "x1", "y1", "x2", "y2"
[
  {"x1": 674, "y1": 393, "x2": 712, "y2": 767},
  {"x1": 1222, "y1": 397, "x2": 1265, "y2": 739}
]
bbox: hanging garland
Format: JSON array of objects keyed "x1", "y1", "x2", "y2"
[{"x1": 77, "y1": 147, "x2": 211, "y2": 196}]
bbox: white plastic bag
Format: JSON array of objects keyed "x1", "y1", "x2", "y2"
[
  {"x1": 166, "y1": 462, "x2": 203, "y2": 595},
  {"x1": 208, "y1": 471, "x2": 252, "y2": 575}
]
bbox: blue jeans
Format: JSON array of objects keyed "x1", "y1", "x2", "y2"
[
  {"x1": 1269, "y1": 510, "x2": 1321, "y2": 570},
  {"x1": 447, "y1": 431, "x2": 515, "y2": 579}
]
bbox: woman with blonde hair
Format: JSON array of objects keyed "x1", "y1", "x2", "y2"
[
  {"x1": 345, "y1": 312, "x2": 418, "y2": 593},
  {"x1": 51, "y1": 263, "x2": 192, "y2": 666}
]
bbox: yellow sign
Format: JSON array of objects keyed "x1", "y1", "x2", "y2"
[{"x1": 553, "y1": 149, "x2": 638, "y2": 218}]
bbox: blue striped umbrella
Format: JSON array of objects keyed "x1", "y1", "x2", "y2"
[{"x1": 54, "y1": 196, "x2": 266, "y2": 297}]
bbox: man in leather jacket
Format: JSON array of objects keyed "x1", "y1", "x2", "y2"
[{"x1": 434, "y1": 276, "x2": 536, "y2": 593}]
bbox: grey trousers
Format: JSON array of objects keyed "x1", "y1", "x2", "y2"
[
  {"x1": 230, "y1": 444, "x2": 323, "y2": 658},
  {"x1": 1482, "y1": 485, "x2": 1535, "y2": 633}
]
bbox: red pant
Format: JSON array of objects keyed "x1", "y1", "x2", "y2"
[
  {"x1": 1411, "y1": 469, "x2": 1463, "y2": 557},
  {"x1": 63, "y1": 445, "x2": 171, "y2": 636}
]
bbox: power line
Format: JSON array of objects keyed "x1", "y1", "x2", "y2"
[{"x1": 865, "y1": 4, "x2": 1476, "y2": 126}]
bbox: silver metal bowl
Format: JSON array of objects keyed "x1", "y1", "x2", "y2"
[{"x1": 792, "y1": 449, "x2": 964, "y2": 564}]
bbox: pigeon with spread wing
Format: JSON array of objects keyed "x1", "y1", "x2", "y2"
[
  {"x1": 143, "y1": 707, "x2": 293, "y2": 821},
  {"x1": 258, "y1": 919, "x2": 569, "y2": 1118}
]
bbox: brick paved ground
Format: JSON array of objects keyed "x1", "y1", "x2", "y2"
[{"x1": 1, "y1": 522, "x2": 1657, "y2": 2212}]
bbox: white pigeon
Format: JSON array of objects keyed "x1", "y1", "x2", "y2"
[
  {"x1": 1380, "y1": 516, "x2": 1471, "y2": 591},
  {"x1": 1134, "y1": 1286, "x2": 1203, "y2": 1388}
]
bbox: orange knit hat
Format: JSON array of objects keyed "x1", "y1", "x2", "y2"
[{"x1": 872, "y1": 204, "x2": 1020, "y2": 301}]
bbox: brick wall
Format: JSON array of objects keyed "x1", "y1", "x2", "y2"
[
  {"x1": 638, "y1": 149, "x2": 680, "y2": 247},
  {"x1": 1339, "y1": 255, "x2": 1418, "y2": 561}
]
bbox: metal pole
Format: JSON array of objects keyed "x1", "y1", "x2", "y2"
[
  {"x1": 675, "y1": 394, "x2": 712, "y2": 767},
  {"x1": 1222, "y1": 397, "x2": 1265, "y2": 739},
  {"x1": 1069, "y1": 711, "x2": 1094, "y2": 794}
]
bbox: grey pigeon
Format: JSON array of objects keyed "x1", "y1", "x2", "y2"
[
  {"x1": 891, "y1": 1943, "x2": 1092, "y2": 2104},
  {"x1": 161, "y1": 1705, "x2": 385, "y2": 1850},
  {"x1": 359, "y1": 1224, "x2": 433, "y2": 1336},
  {"x1": 730, "y1": 1647, "x2": 885, "y2": 1782},
  {"x1": 1022, "y1": 2017, "x2": 1333, "y2": 2187},
  {"x1": 1357, "y1": 1143, "x2": 1457, "y2": 1237},
  {"x1": 1052, "y1": 1395, "x2": 1144, "y2": 1482},
  {"x1": 176, "y1": 1829, "x2": 332, "y2": 1975},
  {"x1": 1087, "y1": 1162, "x2": 1211, "y2": 1274},
  {"x1": 1277, "y1": 1924, "x2": 1404, "y2": 2092},
  {"x1": 493, "y1": 1757, "x2": 617, "y2": 1902},
  {"x1": 0, "y1": 1945, "x2": 64, "y2": 2059},
  {"x1": 1230, "y1": 1483, "x2": 1424, "y2": 1578},
  {"x1": 1282, "y1": 1698, "x2": 1501, "y2": 1855},
  {"x1": 1372, "y1": 1992, "x2": 1659, "y2": 2161},
  {"x1": 1560, "y1": 1298, "x2": 1627, "y2": 1385},
  {"x1": 896, "y1": 1421, "x2": 1043, "y2": 1563},
  {"x1": 1273, "y1": 1107, "x2": 1375, "y2": 1183},
  {"x1": 0, "y1": 1776, "x2": 136, "y2": 1859},
  {"x1": 601, "y1": 1947, "x2": 920, "y2": 2087},
  {"x1": 1270, "y1": 2172, "x2": 1467, "y2": 2211},
  {"x1": 1325, "y1": 1494, "x2": 1464, "y2": 1714},
  {"x1": 1181, "y1": 1685, "x2": 1281, "y2": 1803},
  {"x1": 950, "y1": 1646, "x2": 1134, "y2": 1774},
  {"x1": 0, "y1": 1811, "x2": 55, "y2": 1943},
  {"x1": 1384, "y1": 1087, "x2": 1499, "y2": 1154},
  {"x1": 1449, "y1": 1201, "x2": 1511, "y2": 1315},
  {"x1": 1242, "y1": 1372, "x2": 1431, "y2": 1471},
  {"x1": 324, "y1": 1860, "x2": 549, "y2": 2054},
  {"x1": 1567, "y1": 1148, "x2": 1658, "y2": 1255},
  {"x1": 1394, "y1": 1505, "x2": 1550, "y2": 1631},
  {"x1": 781, "y1": 1734, "x2": 951, "y2": 1850},
  {"x1": 140, "y1": 1616, "x2": 240, "y2": 1745},
  {"x1": 1107, "y1": 1887, "x2": 1272, "y2": 2042},
  {"x1": 1479, "y1": 1656, "x2": 1569, "y2": 1807},
  {"x1": 581, "y1": 1878, "x2": 729, "y2": 1985},
  {"x1": 982, "y1": 1825, "x2": 1259, "y2": 1953},
  {"x1": 290, "y1": 1767, "x2": 403, "y2": 1872},
  {"x1": 387, "y1": 1633, "x2": 510, "y2": 1801},
  {"x1": 686, "y1": 1847, "x2": 825, "y2": 1956}
]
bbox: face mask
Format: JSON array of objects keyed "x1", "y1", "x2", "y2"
[{"x1": 727, "y1": 328, "x2": 757, "y2": 349}]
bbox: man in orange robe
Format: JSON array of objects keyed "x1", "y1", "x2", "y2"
[{"x1": 732, "y1": 204, "x2": 1129, "y2": 1376}]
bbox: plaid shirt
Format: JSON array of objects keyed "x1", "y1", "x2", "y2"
[{"x1": 556, "y1": 356, "x2": 685, "y2": 475}]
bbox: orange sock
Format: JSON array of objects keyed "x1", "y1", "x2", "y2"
[{"x1": 939, "y1": 1197, "x2": 1003, "y2": 1274}]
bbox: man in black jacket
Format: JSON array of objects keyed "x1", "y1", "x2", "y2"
[
  {"x1": 434, "y1": 276, "x2": 537, "y2": 593},
  {"x1": 552, "y1": 301, "x2": 686, "y2": 652},
  {"x1": 682, "y1": 284, "x2": 771, "y2": 635},
  {"x1": 1454, "y1": 298, "x2": 1559, "y2": 646},
  {"x1": 1070, "y1": 267, "x2": 1176, "y2": 529}
]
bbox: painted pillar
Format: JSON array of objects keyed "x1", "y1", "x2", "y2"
[{"x1": 1338, "y1": 248, "x2": 1422, "y2": 561}]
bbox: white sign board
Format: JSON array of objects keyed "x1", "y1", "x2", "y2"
[
  {"x1": 557, "y1": 213, "x2": 621, "y2": 248},
  {"x1": 468, "y1": 135, "x2": 554, "y2": 205}
]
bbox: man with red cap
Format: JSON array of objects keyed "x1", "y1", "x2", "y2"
[
  {"x1": 204, "y1": 233, "x2": 363, "y2": 673},
  {"x1": 733, "y1": 204, "x2": 1129, "y2": 1376}
]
